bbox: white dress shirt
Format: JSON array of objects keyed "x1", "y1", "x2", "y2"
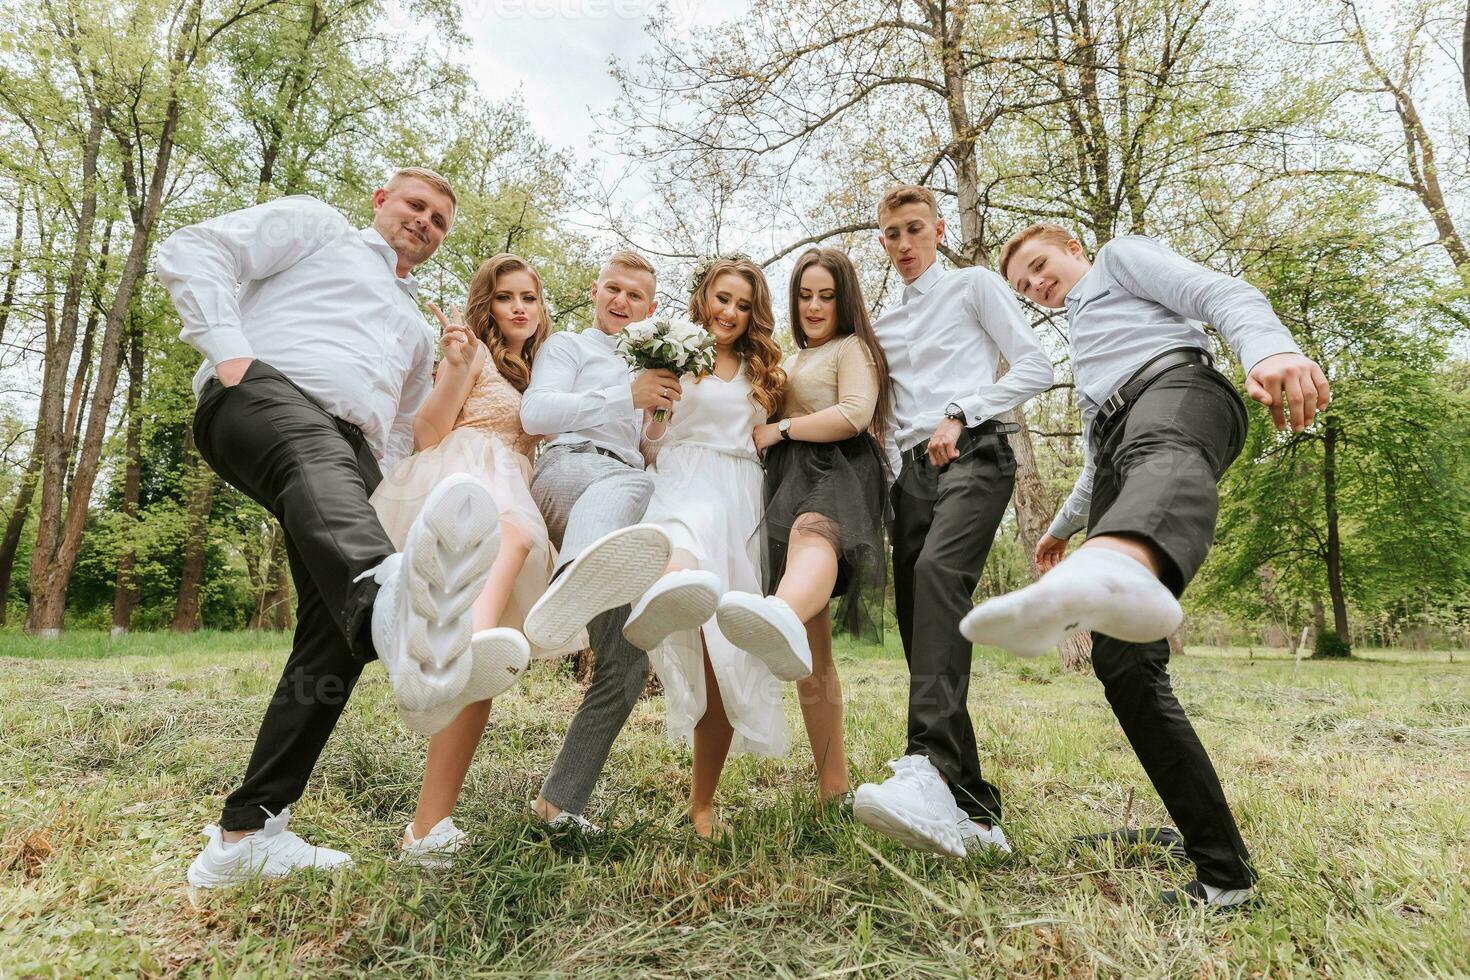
[
  {"x1": 1049, "y1": 235, "x2": 1303, "y2": 539},
  {"x1": 520, "y1": 328, "x2": 643, "y2": 467},
  {"x1": 873, "y1": 261, "x2": 1054, "y2": 465},
  {"x1": 155, "y1": 195, "x2": 435, "y2": 468}
]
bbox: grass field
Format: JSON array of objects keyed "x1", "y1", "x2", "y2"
[{"x1": 3, "y1": 631, "x2": 1468, "y2": 977}]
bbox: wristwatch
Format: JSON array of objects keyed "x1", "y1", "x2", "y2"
[
  {"x1": 778, "y1": 418, "x2": 793, "y2": 441},
  {"x1": 944, "y1": 403, "x2": 966, "y2": 423}
]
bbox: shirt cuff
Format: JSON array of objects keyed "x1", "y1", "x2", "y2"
[
  {"x1": 605, "y1": 382, "x2": 635, "y2": 415},
  {"x1": 1048, "y1": 511, "x2": 1086, "y2": 540},
  {"x1": 949, "y1": 396, "x2": 988, "y2": 427},
  {"x1": 201, "y1": 329, "x2": 255, "y2": 369},
  {"x1": 1237, "y1": 338, "x2": 1303, "y2": 376}
]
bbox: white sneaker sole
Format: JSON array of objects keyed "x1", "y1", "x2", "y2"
[
  {"x1": 623, "y1": 578, "x2": 720, "y2": 650},
  {"x1": 400, "y1": 475, "x2": 502, "y2": 672},
  {"x1": 186, "y1": 848, "x2": 353, "y2": 888},
  {"x1": 852, "y1": 787, "x2": 965, "y2": 858},
  {"x1": 400, "y1": 628, "x2": 531, "y2": 736},
  {"x1": 523, "y1": 524, "x2": 670, "y2": 650},
  {"x1": 716, "y1": 598, "x2": 812, "y2": 681}
]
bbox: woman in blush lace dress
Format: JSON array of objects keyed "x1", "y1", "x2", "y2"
[{"x1": 372, "y1": 253, "x2": 581, "y2": 865}]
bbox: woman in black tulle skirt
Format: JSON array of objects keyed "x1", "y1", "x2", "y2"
[{"x1": 748, "y1": 247, "x2": 893, "y2": 802}]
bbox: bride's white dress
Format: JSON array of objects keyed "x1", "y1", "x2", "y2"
[{"x1": 642, "y1": 365, "x2": 789, "y2": 757}]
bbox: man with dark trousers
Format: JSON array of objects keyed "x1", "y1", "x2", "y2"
[
  {"x1": 966, "y1": 223, "x2": 1331, "y2": 907},
  {"x1": 158, "y1": 169, "x2": 509, "y2": 887},
  {"x1": 851, "y1": 185, "x2": 1053, "y2": 858}
]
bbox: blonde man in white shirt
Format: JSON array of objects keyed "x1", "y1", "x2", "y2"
[
  {"x1": 518, "y1": 251, "x2": 722, "y2": 832},
  {"x1": 850, "y1": 185, "x2": 1054, "y2": 860},
  {"x1": 158, "y1": 169, "x2": 510, "y2": 887},
  {"x1": 964, "y1": 222, "x2": 1330, "y2": 909}
]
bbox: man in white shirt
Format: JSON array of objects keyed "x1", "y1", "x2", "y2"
[
  {"x1": 519, "y1": 250, "x2": 722, "y2": 831},
  {"x1": 157, "y1": 169, "x2": 507, "y2": 887},
  {"x1": 965, "y1": 222, "x2": 1331, "y2": 908},
  {"x1": 851, "y1": 185, "x2": 1054, "y2": 860}
]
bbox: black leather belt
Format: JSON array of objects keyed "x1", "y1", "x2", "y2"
[
  {"x1": 903, "y1": 418, "x2": 1019, "y2": 468},
  {"x1": 1096, "y1": 347, "x2": 1214, "y2": 429}
]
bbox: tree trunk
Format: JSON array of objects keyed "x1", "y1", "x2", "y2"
[
  {"x1": 24, "y1": 106, "x2": 104, "y2": 638},
  {"x1": 0, "y1": 430, "x2": 43, "y2": 624},
  {"x1": 1463, "y1": 0, "x2": 1470, "y2": 115},
  {"x1": 932, "y1": 5, "x2": 1081, "y2": 669},
  {"x1": 1166, "y1": 629, "x2": 1184, "y2": 656},
  {"x1": 171, "y1": 426, "x2": 215, "y2": 633},
  {"x1": 1322, "y1": 418, "x2": 1350, "y2": 648},
  {"x1": 110, "y1": 327, "x2": 144, "y2": 635},
  {"x1": 0, "y1": 186, "x2": 24, "y2": 345}
]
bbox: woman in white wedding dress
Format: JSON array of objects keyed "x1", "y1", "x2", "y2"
[{"x1": 630, "y1": 257, "x2": 789, "y2": 837}]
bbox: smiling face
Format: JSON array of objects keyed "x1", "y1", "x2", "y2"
[
  {"x1": 795, "y1": 263, "x2": 838, "y2": 346},
  {"x1": 879, "y1": 201, "x2": 944, "y2": 283},
  {"x1": 488, "y1": 268, "x2": 542, "y2": 349},
  {"x1": 372, "y1": 177, "x2": 454, "y2": 272},
  {"x1": 1004, "y1": 237, "x2": 1092, "y2": 309},
  {"x1": 591, "y1": 262, "x2": 657, "y2": 334},
  {"x1": 703, "y1": 271, "x2": 753, "y2": 348}
]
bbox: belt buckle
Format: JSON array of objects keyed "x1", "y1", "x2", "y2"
[{"x1": 1101, "y1": 391, "x2": 1126, "y2": 419}]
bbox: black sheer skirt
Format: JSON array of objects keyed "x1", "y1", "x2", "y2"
[{"x1": 762, "y1": 432, "x2": 889, "y2": 640}]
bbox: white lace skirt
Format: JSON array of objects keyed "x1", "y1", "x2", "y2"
[{"x1": 642, "y1": 442, "x2": 788, "y2": 757}]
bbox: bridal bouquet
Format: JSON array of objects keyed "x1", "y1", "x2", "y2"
[{"x1": 615, "y1": 315, "x2": 716, "y2": 422}]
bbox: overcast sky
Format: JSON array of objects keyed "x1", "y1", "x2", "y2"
[{"x1": 455, "y1": 0, "x2": 748, "y2": 152}]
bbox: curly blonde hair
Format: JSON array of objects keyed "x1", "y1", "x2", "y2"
[
  {"x1": 688, "y1": 257, "x2": 786, "y2": 420},
  {"x1": 462, "y1": 253, "x2": 552, "y2": 392}
]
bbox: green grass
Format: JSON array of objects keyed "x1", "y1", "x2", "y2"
[{"x1": 3, "y1": 633, "x2": 1468, "y2": 976}]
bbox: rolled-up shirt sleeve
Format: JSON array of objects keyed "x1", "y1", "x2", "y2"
[
  {"x1": 520, "y1": 333, "x2": 635, "y2": 436},
  {"x1": 1105, "y1": 236, "x2": 1301, "y2": 373},
  {"x1": 950, "y1": 269, "x2": 1055, "y2": 425},
  {"x1": 156, "y1": 195, "x2": 347, "y2": 370},
  {"x1": 1048, "y1": 397, "x2": 1098, "y2": 540}
]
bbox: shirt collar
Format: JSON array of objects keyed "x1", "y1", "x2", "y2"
[
  {"x1": 1063, "y1": 261, "x2": 1101, "y2": 308},
  {"x1": 901, "y1": 260, "x2": 945, "y2": 305},
  {"x1": 360, "y1": 226, "x2": 419, "y2": 297},
  {"x1": 583, "y1": 326, "x2": 619, "y2": 349}
]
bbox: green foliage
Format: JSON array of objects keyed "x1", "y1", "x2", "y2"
[{"x1": 1315, "y1": 631, "x2": 1352, "y2": 658}]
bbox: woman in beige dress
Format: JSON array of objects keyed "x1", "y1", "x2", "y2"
[{"x1": 372, "y1": 253, "x2": 579, "y2": 864}]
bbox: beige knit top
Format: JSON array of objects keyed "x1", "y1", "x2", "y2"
[{"x1": 780, "y1": 334, "x2": 879, "y2": 432}]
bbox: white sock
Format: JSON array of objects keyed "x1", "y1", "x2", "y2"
[{"x1": 960, "y1": 546, "x2": 1182, "y2": 656}]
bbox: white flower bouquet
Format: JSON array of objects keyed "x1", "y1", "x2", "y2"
[{"x1": 615, "y1": 315, "x2": 717, "y2": 422}]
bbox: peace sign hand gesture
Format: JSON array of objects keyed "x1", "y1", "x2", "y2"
[{"x1": 428, "y1": 302, "x2": 482, "y2": 373}]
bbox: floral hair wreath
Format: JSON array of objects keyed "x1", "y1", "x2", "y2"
[{"x1": 686, "y1": 251, "x2": 754, "y2": 295}]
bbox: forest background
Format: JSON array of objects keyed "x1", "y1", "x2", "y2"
[{"x1": 2, "y1": 0, "x2": 1468, "y2": 666}]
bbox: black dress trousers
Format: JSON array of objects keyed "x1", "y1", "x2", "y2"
[{"x1": 193, "y1": 360, "x2": 396, "y2": 832}]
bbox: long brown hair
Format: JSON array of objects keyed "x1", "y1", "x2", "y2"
[
  {"x1": 788, "y1": 248, "x2": 894, "y2": 444},
  {"x1": 462, "y1": 253, "x2": 552, "y2": 392},
  {"x1": 688, "y1": 257, "x2": 786, "y2": 420}
]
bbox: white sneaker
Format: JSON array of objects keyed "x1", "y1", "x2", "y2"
[
  {"x1": 523, "y1": 524, "x2": 671, "y2": 650},
  {"x1": 955, "y1": 811, "x2": 1012, "y2": 855},
  {"x1": 186, "y1": 807, "x2": 352, "y2": 888},
  {"x1": 531, "y1": 802, "x2": 602, "y2": 836},
  {"x1": 400, "y1": 628, "x2": 531, "y2": 737},
  {"x1": 399, "y1": 816, "x2": 469, "y2": 868},
  {"x1": 851, "y1": 755, "x2": 966, "y2": 858},
  {"x1": 369, "y1": 475, "x2": 502, "y2": 713},
  {"x1": 715, "y1": 592, "x2": 812, "y2": 681},
  {"x1": 623, "y1": 569, "x2": 721, "y2": 650}
]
